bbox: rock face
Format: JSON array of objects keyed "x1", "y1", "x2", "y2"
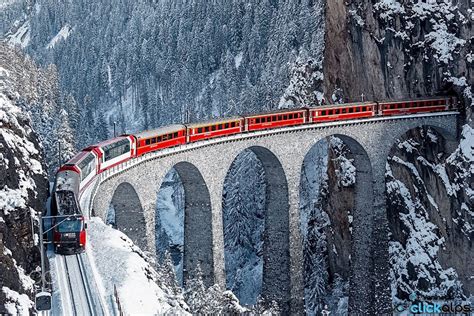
[
  {"x1": 323, "y1": 0, "x2": 472, "y2": 107},
  {"x1": 0, "y1": 46, "x2": 49, "y2": 314},
  {"x1": 387, "y1": 126, "x2": 473, "y2": 303},
  {"x1": 322, "y1": 0, "x2": 473, "y2": 308}
]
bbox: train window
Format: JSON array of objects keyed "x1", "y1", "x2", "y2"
[
  {"x1": 290, "y1": 114, "x2": 294, "y2": 119},
  {"x1": 321, "y1": 110, "x2": 326, "y2": 116},
  {"x1": 236, "y1": 121, "x2": 240, "y2": 126},
  {"x1": 146, "y1": 139, "x2": 151, "y2": 145},
  {"x1": 198, "y1": 127, "x2": 202, "y2": 133},
  {"x1": 255, "y1": 118, "x2": 259, "y2": 124},
  {"x1": 103, "y1": 139, "x2": 131, "y2": 162},
  {"x1": 273, "y1": 116, "x2": 277, "y2": 122},
  {"x1": 349, "y1": 108, "x2": 353, "y2": 113},
  {"x1": 78, "y1": 153, "x2": 96, "y2": 181},
  {"x1": 336, "y1": 109, "x2": 341, "y2": 114},
  {"x1": 211, "y1": 125, "x2": 215, "y2": 131},
  {"x1": 174, "y1": 132, "x2": 178, "y2": 138},
  {"x1": 278, "y1": 115, "x2": 282, "y2": 120},
  {"x1": 151, "y1": 137, "x2": 156, "y2": 144},
  {"x1": 355, "y1": 107, "x2": 360, "y2": 113},
  {"x1": 231, "y1": 122, "x2": 236, "y2": 127},
  {"x1": 225, "y1": 123, "x2": 229, "y2": 128},
  {"x1": 342, "y1": 108, "x2": 347, "y2": 114}
]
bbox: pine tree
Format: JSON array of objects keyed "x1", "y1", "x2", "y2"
[{"x1": 158, "y1": 250, "x2": 181, "y2": 296}]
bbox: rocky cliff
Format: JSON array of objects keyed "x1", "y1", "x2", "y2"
[
  {"x1": 0, "y1": 45, "x2": 49, "y2": 314},
  {"x1": 387, "y1": 126, "x2": 473, "y2": 304},
  {"x1": 322, "y1": 0, "x2": 473, "y2": 309},
  {"x1": 323, "y1": 0, "x2": 472, "y2": 111}
]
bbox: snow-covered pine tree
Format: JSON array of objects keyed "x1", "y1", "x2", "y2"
[
  {"x1": 184, "y1": 264, "x2": 207, "y2": 314},
  {"x1": 157, "y1": 250, "x2": 181, "y2": 297}
]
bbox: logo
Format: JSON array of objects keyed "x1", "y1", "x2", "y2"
[{"x1": 393, "y1": 293, "x2": 472, "y2": 315}]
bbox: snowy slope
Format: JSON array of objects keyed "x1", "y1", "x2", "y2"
[{"x1": 87, "y1": 218, "x2": 189, "y2": 315}]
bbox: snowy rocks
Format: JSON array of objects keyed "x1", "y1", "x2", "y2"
[
  {"x1": 0, "y1": 48, "x2": 49, "y2": 314},
  {"x1": 387, "y1": 126, "x2": 473, "y2": 305},
  {"x1": 323, "y1": 0, "x2": 472, "y2": 107}
]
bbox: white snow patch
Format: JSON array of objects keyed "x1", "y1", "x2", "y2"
[
  {"x1": 47, "y1": 25, "x2": 72, "y2": 49},
  {"x1": 234, "y1": 52, "x2": 243, "y2": 69},
  {"x1": 0, "y1": 186, "x2": 26, "y2": 215},
  {"x1": 425, "y1": 22, "x2": 466, "y2": 64},
  {"x1": 7, "y1": 21, "x2": 30, "y2": 49},
  {"x1": 459, "y1": 125, "x2": 474, "y2": 161},
  {"x1": 2, "y1": 287, "x2": 34, "y2": 316},
  {"x1": 374, "y1": 0, "x2": 405, "y2": 20}
]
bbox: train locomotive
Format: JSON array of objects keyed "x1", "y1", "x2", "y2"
[{"x1": 52, "y1": 97, "x2": 455, "y2": 254}]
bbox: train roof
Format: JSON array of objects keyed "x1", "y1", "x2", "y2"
[
  {"x1": 63, "y1": 150, "x2": 94, "y2": 165},
  {"x1": 134, "y1": 124, "x2": 186, "y2": 139},
  {"x1": 307, "y1": 101, "x2": 376, "y2": 110},
  {"x1": 85, "y1": 135, "x2": 131, "y2": 149},
  {"x1": 186, "y1": 116, "x2": 243, "y2": 129},
  {"x1": 377, "y1": 97, "x2": 448, "y2": 104},
  {"x1": 55, "y1": 170, "x2": 80, "y2": 192}
]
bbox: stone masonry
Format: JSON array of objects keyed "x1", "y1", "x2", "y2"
[{"x1": 89, "y1": 113, "x2": 458, "y2": 314}]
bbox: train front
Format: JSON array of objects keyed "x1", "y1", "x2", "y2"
[
  {"x1": 53, "y1": 211, "x2": 86, "y2": 254},
  {"x1": 52, "y1": 168, "x2": 87, "y2": 254}
]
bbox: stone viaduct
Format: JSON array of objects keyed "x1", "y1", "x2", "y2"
[{"x1": 85, "y1": 113, "x2": 458, "y2": 314}]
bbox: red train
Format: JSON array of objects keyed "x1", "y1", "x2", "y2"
[{"x1": 52, "y1": 97, "x2": 455, "y2": 254}]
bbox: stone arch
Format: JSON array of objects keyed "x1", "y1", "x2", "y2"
[
  {"x1": 167, "y1": 162, "x2": 214, "y2": 288},
  {"x1": 299, "y1": 134, "x2": 375, "y2": 314},
  {"x1": 221, "y1": 146, "x2": 291, "y2": 310},
  {"x1": 109, "y1": 182, "x2": 148, "y2": 250}
]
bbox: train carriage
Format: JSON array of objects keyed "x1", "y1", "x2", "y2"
[
  {"x1": 135, "y1": 124, "x2": 187, "y2": 156},
  {"x1": 87, "y1": 135, "x2": 136, "y2": 172},
  {"x1": 186, "y1": 117, "x2": 244, "y2": 142},
  {"x1": 58, "y1": 150, "x2": 98, "y2": 193},
  {"x1": 379, "y1": 98, "x2": 449, "y2": 116},
  {"x1": 308, "y1": 102, "x2": 376, "y2": 123},
  {"x1": 245, "y1": 108, "x2": 307, "y2": 131}
]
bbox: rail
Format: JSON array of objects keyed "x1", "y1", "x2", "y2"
[{"x1": 62, "y1": 254, "x2": 105, "y2": 315}]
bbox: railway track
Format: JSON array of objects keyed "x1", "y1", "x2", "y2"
[{"x1": 61, "y1": 253, "x2": 105, "y2": 316}]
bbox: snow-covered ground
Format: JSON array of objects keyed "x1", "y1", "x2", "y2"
[
  {"x1": 47, "y1": 25, "x2": 71, "y2": 49},
  {"x1": 86, "y1": 218, "x2": 188, "y2": 314},
  {"x1": 6, "y1": 21, "x2": 30, "y2": 48}
]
